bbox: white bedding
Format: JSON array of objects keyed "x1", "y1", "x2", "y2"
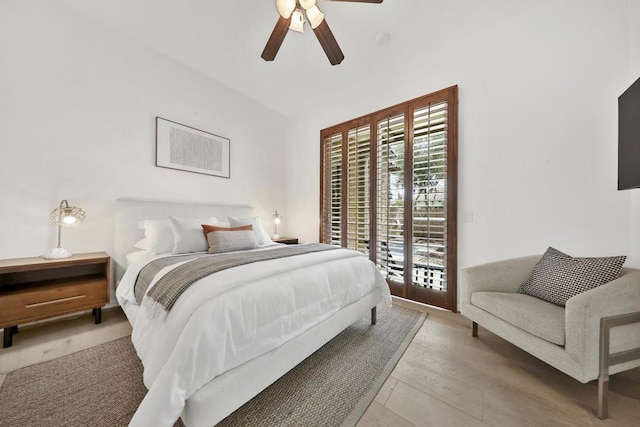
[{"x1": 116, "y1": 246, "x2": 391, "y2": 427}]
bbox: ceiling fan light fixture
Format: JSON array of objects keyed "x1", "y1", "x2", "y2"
[
  {"x1": 289, "y1": 8, "x2": 305, "y2": 33},
  {"x1": 298, "y1": 0, "x2": 317, "y2": 10},
  {"x1": 276, "y1": 0, "x2": 296, "y2": 19},
  {"x1": 306, "y1": 5, "x2": 325, "y2": 29},
  {"x1": 264, "y1": 0, "x2": 383, "y2": 65}
]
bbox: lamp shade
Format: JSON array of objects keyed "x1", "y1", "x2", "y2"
[
  {"x1": 51, "y1": 200, "x2": 86, "y2": 227},
  {"x1": 272, "y1": 211, "x2": 281, "y2": 239},
  {"x1": 306, "y1": 5, "x2": 325, "y2": 29},
  {"x1": 289, "y1": 9, "x2": 305, "y2": 33},
  {"x1": 299, "y1": 0, "x2": 316, "y2": 10},
  {"x1": 276, "y1": 0, "x2": 296, "y2": 19}
]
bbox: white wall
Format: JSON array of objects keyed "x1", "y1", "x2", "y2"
[
  {"x1": 285, "y1": 0, "x2": 637, "y2": 271},
  {"x1": 0, "y1": 1, "x2": 288, "y2": 266},
  {"x1": 628, "y1": 0, "x2": 640, "y2": 267}
]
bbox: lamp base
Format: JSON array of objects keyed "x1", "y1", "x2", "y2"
[
  {"x1": 42, "y1": 247, "x2": 73, "y2": 259},
  {"x1": 272, "y1": 234, "x2": 280, "y2": 240}
]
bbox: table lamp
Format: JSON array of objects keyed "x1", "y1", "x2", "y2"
[
  {"x1": 42, "y1": 199, "x2": 86, "y2": 259},
  {"x1": 272, "y1": 210, "x2": 281, "y2": 239}
]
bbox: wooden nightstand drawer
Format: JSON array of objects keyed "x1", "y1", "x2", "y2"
[
  {"x1": 0, "y1": 276, "x2": 107, "y2": 327},
  {"x1": 0, "y1": 252, "x2": 110, "y2": 348}
]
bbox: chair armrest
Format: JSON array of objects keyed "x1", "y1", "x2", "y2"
[
  {"x1": 598, "y1": 311, "x2": 640, "y2": 418},
  {"x1": 565, "y1": 267, "x2": 640, "y2": 381},
  {"x1": 459, "y1": 255, "x2": 540, "y2": 306}
]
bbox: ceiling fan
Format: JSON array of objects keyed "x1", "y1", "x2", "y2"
[{"x1": 261, "y1": 0, "x2": 383, "y2": 66}]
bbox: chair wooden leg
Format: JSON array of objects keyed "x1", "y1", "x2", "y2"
[
  {"x1": 472, "y1": 321, "x2": 478, "y2": 337},
  {"x1": 371, "y1": 306, "x2": 377, "y2": 325}
]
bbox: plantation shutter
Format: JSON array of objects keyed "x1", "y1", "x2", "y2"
[
  {"x1": 346, "y1": 125, "x2": 371, "y2": 255},
  {"x1": 321, "y1": 132, "x2": 343, "y2": 246},
  {"x1": 376, "y1": 114, "x2": 406, "y2": 283},
  {"x1": 411, "y1": 101, "x2": 449, "y2": 291}
]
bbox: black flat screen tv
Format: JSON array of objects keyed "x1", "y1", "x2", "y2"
[{"x1": 619, "y1": 76, "x2": 640, "y2": 190}]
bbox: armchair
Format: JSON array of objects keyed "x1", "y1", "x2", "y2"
[{"x1": 459, "y1": 255, "x2": 640, "y2": 418}]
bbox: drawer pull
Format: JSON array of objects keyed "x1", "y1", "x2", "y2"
[{"x1": 25, "y1": 294, "x2": 86, "y2": 308}]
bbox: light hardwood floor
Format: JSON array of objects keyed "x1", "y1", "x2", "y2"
[
  {"x1": 359, "y1": 299, "x2": 640, "y2": 427},
  {"x1": 1, "y1": 303, "x2": 638, "y2": 426}
]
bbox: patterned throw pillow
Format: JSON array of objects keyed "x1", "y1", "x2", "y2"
[
  {"x1": 518, "y1": 247, "x2": 626, "y2": 306},
  {"x1": 202, "y1": 224, "x2": 258, "y2": 253}
]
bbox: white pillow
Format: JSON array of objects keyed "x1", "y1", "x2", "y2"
[
  {"x1": 169, "y1": 216, "x2": 218, "y2": 254},
  {"x1": 126, "y1": 250, "x2": 153, "y2": 268},
  {"x1": 134, "y1": 238, "x2": 152, "y2": 251},
  {"x1": 135, "y1": 219, "x2": 174, "y2": 253},
  {"x1": 227, "y1": 216, "x2": 273, "y2": 246}
]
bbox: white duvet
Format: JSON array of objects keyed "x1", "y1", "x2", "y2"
[{"x1": 116, "y1": 246, "x2": 391, "y2": 427}]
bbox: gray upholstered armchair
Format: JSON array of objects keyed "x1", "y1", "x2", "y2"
[{"x1": 459, "y1": 255, "x2": 640, "y2": 417}]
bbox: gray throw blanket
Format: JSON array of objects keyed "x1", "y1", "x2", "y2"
[
  {"x1": 135, "y1": 243, "x2": 337, "y2": 312},
  {"x1": 134, "y1": 253, "x2": 208, "y2": 304}
]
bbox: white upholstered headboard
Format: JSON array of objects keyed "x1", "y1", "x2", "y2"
[{"x1": 113, "y1": 198, "x2": 253, "y2": 281}]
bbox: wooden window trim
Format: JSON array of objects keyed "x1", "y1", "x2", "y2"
[{"x1": 320, "y1": 86, "x2": 458, "y2": 311}]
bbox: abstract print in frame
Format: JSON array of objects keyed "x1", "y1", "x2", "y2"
[{"x1": 156, "y1": 117, "x2": 230, "y2": 178}]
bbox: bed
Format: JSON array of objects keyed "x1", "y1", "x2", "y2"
[{"x1": 113, "y1": 198, "x2": 391, "y2": 427}]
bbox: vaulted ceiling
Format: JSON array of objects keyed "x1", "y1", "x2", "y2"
[
  {"x1": 57, "y1": 0, "x2": 404, "y2": 116},
  {"x1": 56, "y1": 0, "x2": 537, "y2": 116}
]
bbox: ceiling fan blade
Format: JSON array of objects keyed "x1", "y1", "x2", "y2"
[
  {"x1": 328, "y1": 0, "x2": 383, "y2": 3},
  {"x1": 261, "y1": 16, "x2": 291, "y2": 62},
  {"x1": 312, "y1": 19, "x2": 345, "y2": 66}
]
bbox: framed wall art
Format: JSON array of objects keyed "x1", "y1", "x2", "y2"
[{"x1": 156, "y1": 117, "x2": 230, "y2": 178}]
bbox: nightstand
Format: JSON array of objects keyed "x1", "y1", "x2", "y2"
[
  {"x1": 0, "y1": 252, "x2": 110, "y2": 348},
  {"x1": 273, "y1": 237, "x2": 298, "y2": 245}
]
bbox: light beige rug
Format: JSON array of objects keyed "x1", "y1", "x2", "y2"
[{"x1": 0, "y1": 305, "x2": 425, "y2": 427}]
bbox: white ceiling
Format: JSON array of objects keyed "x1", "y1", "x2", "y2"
[
  {"x1": 57, "y1": 0, "x2": 405, "y2": 116},
  {"x1": 56, "y1": 0, "x2": 541, "y2": 117}
]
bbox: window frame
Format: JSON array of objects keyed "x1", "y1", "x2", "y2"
[{"x1": 319, "y1": 86, "x2": 458, "y2": 311}]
